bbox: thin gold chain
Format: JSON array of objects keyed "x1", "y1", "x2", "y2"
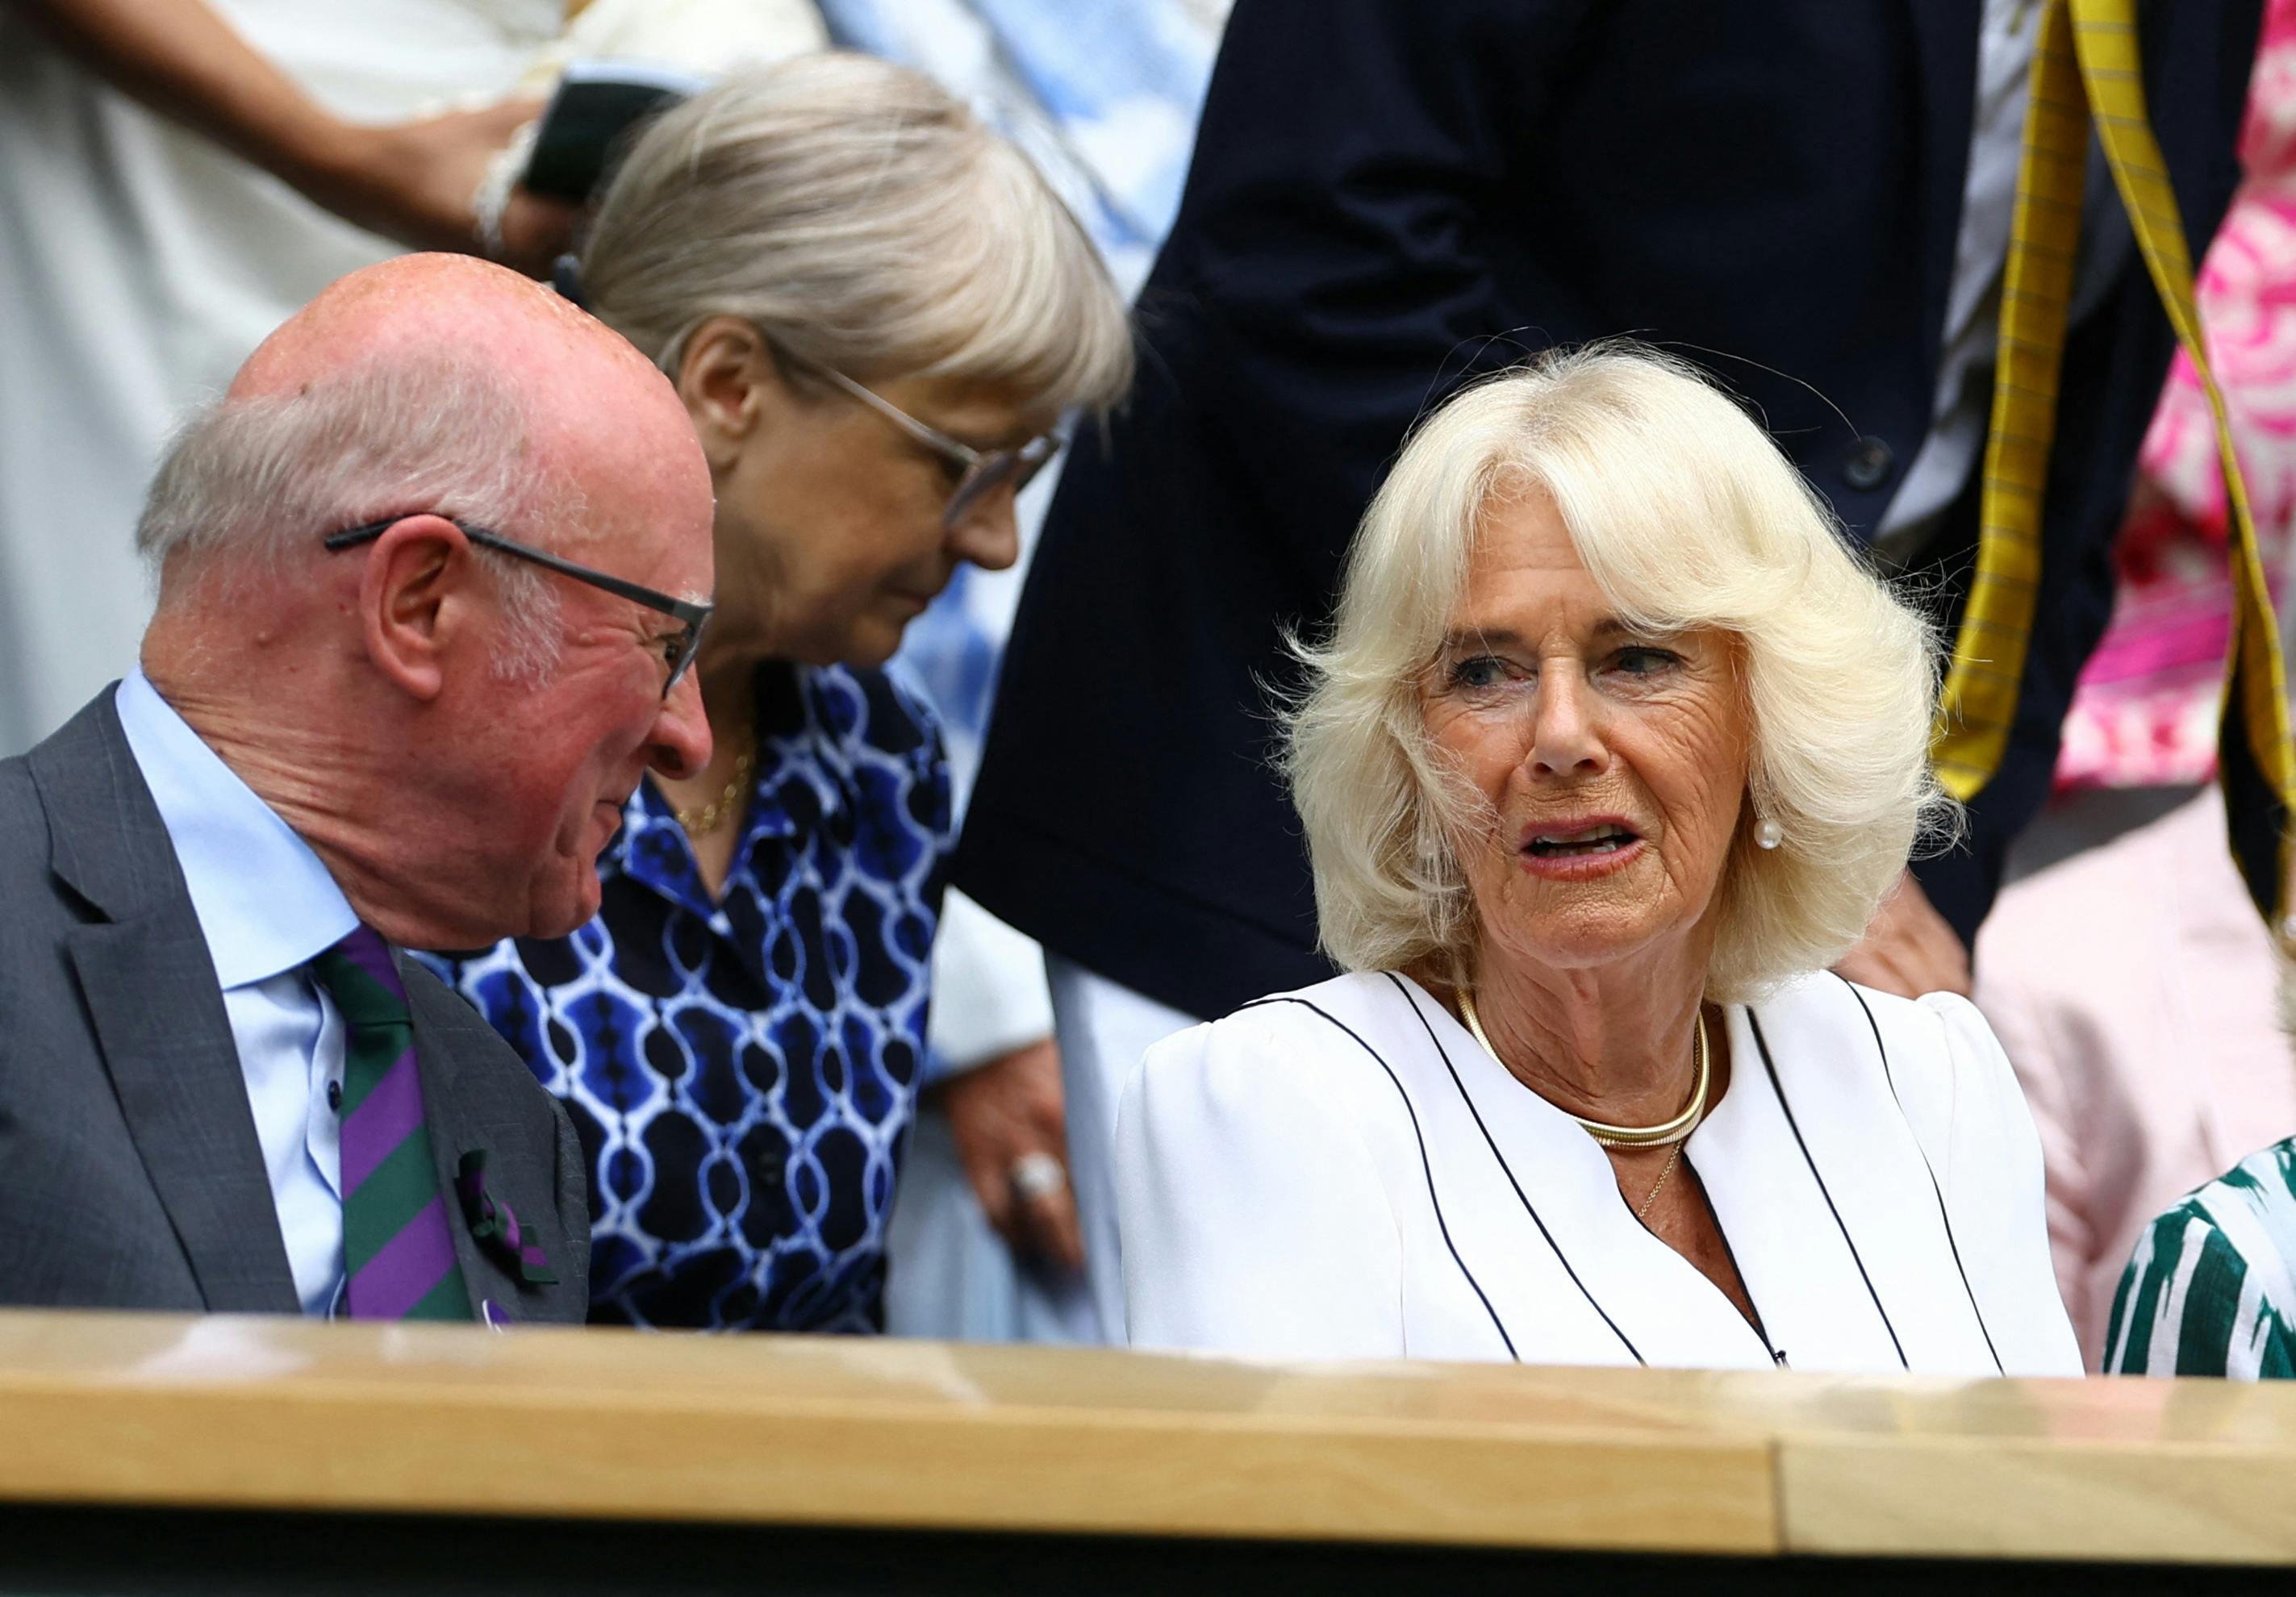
[{"x1": 1634, "y1": 1143, "x2": 1683, "y2": 1222}]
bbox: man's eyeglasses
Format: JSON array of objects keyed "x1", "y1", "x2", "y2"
[
  {"x1": 807, "y1": 363, "x2": 1062, "y2": 530},
  {"x1": 323, "y1": 517, "x2": 713, "y2": 697}
]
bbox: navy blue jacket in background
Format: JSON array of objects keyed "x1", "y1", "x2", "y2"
[{"x1": 958, "y1": 0, "x2": 2263, "y2": 1023}]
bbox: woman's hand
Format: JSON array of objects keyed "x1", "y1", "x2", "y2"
[
  {"x1": 20, "y1": 0, "x2": 574, "y2": 273},
  {"x1": 1833, "y1": 869, "x2": 1972, "y2": 999},
  {"x1": 311, "y1": 100, "x2": 577, "y2": 274},
  {"x1": 932, "y1": 1037, "x2": 1087, "y2": 1274}
]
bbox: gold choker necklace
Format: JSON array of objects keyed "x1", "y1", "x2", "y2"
[{"x1": 1455, "y1": 982, "x2": 1710, "y2": 1149}]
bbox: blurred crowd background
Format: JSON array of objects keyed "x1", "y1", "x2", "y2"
[{"x1": 10, "y1": 0, "x2": 2296, "y2": 1370}]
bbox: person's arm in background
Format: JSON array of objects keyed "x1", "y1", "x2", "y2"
[
  {"x1": 1836, "y1": 871, "x2": 1973, "y2": 997},
  {"x1": 13, "y1": 0, "x2": 570, "y2": 269},
  {"x1": 924, "y1": 889, "x2": 1083, "y2": 1274}
]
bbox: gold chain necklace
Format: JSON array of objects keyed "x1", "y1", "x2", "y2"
[
  {"x1": 1635, "y1": 1144, "x2": 1683, "y2": 1222},
  {"x1": 1455, "y1": 980, "x2": 1710, "y2": 1149},
  {"x1": 674, "y1": 734, "x2": 756, "y2": 840}
]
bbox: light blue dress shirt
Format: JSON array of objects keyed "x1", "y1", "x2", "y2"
[{"x1": 114, "y1": 669, "x2": 361, "y2": 1314}]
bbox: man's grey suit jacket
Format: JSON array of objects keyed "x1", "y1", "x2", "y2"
[{"x1": 0, "y1": 687, "x2": 591, "y2": 1322}]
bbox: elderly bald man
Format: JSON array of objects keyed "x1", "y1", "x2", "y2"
[{"x1": 0, "y1": 254, "x2": 714, "y2": 1323}]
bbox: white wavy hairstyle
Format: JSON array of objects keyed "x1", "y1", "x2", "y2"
[
  {"x1": 579, "y1": 52, "x2": 1133, "y2": 411},
  {"x1": 1283, "y1": 344, "x2": 1957, "y2": 1003}
]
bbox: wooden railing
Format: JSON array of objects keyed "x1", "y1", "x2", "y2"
[{"x1": 0, "y1": 1310, "x2": 2290, "y2": 1579}]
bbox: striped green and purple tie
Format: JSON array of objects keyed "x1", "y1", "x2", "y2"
[{"x1": 307, "y1": 926, "x2": 472, "y2": 1321}]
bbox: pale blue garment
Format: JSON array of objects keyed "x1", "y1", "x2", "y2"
[
  {"x1": 824, "y1": 0, "x2": 1225, "y2": 1341},
  {"x1": 818, "y1": 0, "x2": 1212, "y2": 304},
  {"x1": 114, "y1": 668, "x2": 360, "y2": 1314},
  {"x1": 828, "y1": 0, "x2": 1221, "y2": 791}
]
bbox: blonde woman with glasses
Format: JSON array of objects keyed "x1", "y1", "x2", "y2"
[{"x1": 424, "y1": 53, "x2": 1133, "y2": 1333}]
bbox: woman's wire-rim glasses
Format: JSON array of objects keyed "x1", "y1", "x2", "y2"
[
  {"x1": 322, "y1": 516, "x2": 714, "y2": 697},
  {"x1": 804, "y1": 361, "x2": 1062, "y2": 529}
]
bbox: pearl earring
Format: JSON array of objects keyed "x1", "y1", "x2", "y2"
[{"x1": 1755, "y1": 817, "x2": 1784, "y2": 851}]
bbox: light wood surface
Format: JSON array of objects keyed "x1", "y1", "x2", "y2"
[
  {"x1": 0, "y1": 1312, "x2": 1773, "y2": 1554},
  {"x1": 0, "y1": 1311, "x2": 2294, "y2": 1562},
  {"x1": 1452, "y1": 1364, "x2": 2296, "y2": 1563}
]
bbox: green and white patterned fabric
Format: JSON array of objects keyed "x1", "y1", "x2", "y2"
[{"x1": 2105, "y1": 1138, "x2": 2296, "y2": 1378}]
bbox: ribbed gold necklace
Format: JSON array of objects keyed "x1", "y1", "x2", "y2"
[
  {"x1": 674, "y1": 732, "x2": 756, "y2": 840},
  {"x1": 1455, "y1": 981, "x2": 1710, "y2": 1150}
]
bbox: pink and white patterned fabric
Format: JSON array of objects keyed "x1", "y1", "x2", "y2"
[{"x1": 2056, "y1": 1, "x2": 2296, "y2": 789}]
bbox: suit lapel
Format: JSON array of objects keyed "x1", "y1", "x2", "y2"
[
  {"x1": 36, "y1": 694, "x2": 298, "y2": 1313},
  {"x1": 402, "y1": 960, "x2": 488, "y2": 1319},
  {"x1": 403, "y1": 958, "x2": 548, "y2": 1323},
  {"x1": 1903, "y1": 0, "x2": 1985, "y2": 382}
]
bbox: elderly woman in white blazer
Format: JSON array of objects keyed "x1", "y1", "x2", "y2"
[{"x1": 1114, "y1": 346, "x2": 2081, "y2": 1375}]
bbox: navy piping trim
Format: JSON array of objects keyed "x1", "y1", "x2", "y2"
[
  {"x1": 1386, "y1": 973, "x2": 1646, "y2": 1367},
  {"x1": 1747, "y1": 1005, "x2": 1910, "y2": 1370},
  {"x1": 1235, "y1": 993, "x2": 1517, "y2": 1359},
  {"x1": 1839, "y1": 975, "x2": 2006, "y2": 1375}
]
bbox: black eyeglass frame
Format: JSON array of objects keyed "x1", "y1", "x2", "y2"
[{"x1": 323, "y1": 516, "x2": 713, "y2": 697}]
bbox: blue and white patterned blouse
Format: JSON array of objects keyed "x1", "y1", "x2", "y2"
[{"x1": 423, "y1": 662, "x2": 950, "y2": 1332}]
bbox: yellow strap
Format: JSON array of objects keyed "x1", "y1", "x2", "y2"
[
  {"x1": 1932, "y1": 0, "x2": 2084, "y2": 800},
  {"x1": 1935, "y1": 0, "x2": 2296, "y2": 933}
]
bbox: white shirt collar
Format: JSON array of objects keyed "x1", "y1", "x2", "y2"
[{"x1": 114, "y1": 669, "x2": 361, "y2": 990}]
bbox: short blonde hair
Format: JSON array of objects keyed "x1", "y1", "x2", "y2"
[
  {"x1": 1284, "y1": 344, "x2": 1955, "y2": 1002},
  {"x1": 579, "y1": 52, "x2": 1133, "y2": 413}
]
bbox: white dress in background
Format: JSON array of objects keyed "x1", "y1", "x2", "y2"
[
  {"x1": 1117, "y1": 969, "x2": 2082, "y2": 1374},
  {"x1": 0, "y1": 0, "x2": 560, "y2": 756}
]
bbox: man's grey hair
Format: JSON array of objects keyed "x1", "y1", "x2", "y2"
[{"x1": 136, "y1": 351, "x2": 587, "y2": 682}]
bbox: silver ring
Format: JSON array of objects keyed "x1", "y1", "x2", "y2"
[{"x1": 1008, "y1": 1150, "x2": 1067, "y2": 1202}]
